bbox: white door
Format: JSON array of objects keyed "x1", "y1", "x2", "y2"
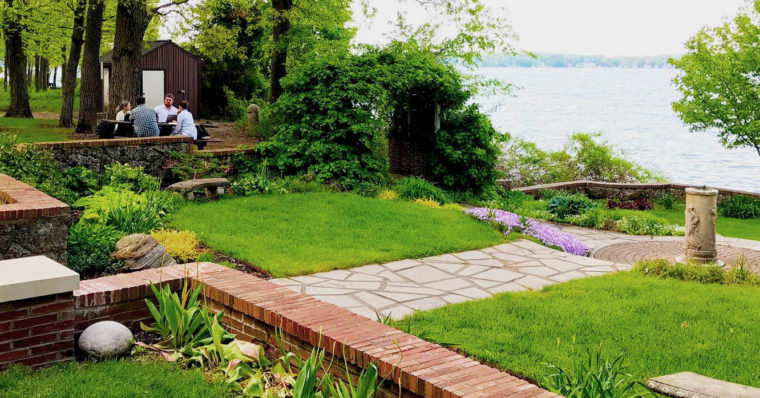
[{"x1": 142, "y1": 70, "x2": 165, "y2": 109}]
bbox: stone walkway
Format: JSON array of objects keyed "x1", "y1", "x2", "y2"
[{"x1": 274, "y1": 240, "x2": 630, "y2": 320}]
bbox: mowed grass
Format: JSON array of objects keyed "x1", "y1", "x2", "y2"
[
  {"x1": 0, "y1": 117, "x2": 72, "y2": 142},
  {"x1": 171, "y1": 193, "x2": 506, "y2": 277},
  {"x1": 400, "y1": 272, "x2": 760, "y2": 387},
  {"x1": 0, "y1": 87, "x2": 79, "y2": 113},
  {"x1": 0, "y1": 358, "x2": 233, "y2": 398},
  {"x1": 651, "y1": 203, "x2": 760, "y2": 241}
]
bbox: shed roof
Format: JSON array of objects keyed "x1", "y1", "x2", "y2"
[{"x1": 99, "y1": 40, "x2": 200, "y2": 65}]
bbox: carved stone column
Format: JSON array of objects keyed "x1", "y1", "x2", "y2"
[{"x1": 683, "y1": 187, "x2": 719, "y2": 264}]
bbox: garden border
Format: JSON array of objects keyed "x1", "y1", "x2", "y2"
[{"x1": 73, "y1": 263, "x2": 560, "y2": 398}]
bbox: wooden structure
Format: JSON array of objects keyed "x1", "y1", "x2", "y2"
[{"x1": 99, "y1": 40, "x2": 202, "y2": 115}]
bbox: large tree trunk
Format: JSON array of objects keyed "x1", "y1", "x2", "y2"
[
  {"x1": 60, "y1": 0, "x2": 87, "y2": 128},
  {"x1": 3, "y1": 0, "x2": 33, "y2": 118},
  {"x1": 108, "y1": 0, "x2": 151, "y2": 118},
  {"x1": 76, "y1": 0, "x2": 104, "y2": 133},
  {"x1": 269, "y1": 0, "x2": 292, "y2": 103},
  {"x1": 34, "y1": 54, "x2": 40, "y2": 92},
  {"x1": 42, "y1": 57, "x2": 49, "y2": 91}
]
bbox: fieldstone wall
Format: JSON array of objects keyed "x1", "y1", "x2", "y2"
[
  {"x1": 36, "y1": 136, "x2": 193, "y2": 176},
  {"x1": 0, "y1": 174, "x2": 69, "y2": 264}
]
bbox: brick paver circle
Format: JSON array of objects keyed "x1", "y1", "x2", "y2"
[{"x1": 593, "y1": 241, "x2": 760, "y2": 269}]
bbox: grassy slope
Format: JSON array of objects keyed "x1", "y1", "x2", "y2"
[
  {"x1": 0, "y1": 87, "x2": 78, "y2": 113},
  {"x1": 0, "y1": 358, "x2": 233, "y2": 397},
  {"x1": 400, "y1": 273, "x2": 760, "y2": 388},
  {"x1": 651, "y1": 203, "x2": 760, "y2": 241},
  {"x1": 0, "y1": 117, "x2": 72, "y2": 142},
  {"x1": 171, "y1": 193, "x2": 506, "y2": 277}
]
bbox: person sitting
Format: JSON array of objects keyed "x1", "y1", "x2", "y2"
[
  {"x1": 154, "y1": 93, "x2": 178, "y2": 123},
  {"x1": 173, "y1": 100, "x2": 197, "y2": 139},
  {"x1": 114, "y1": 100, "x2": 131, "y2": 133},
  {"x1": 131, "y1": 96, "x2": 160, "y2": 137}
]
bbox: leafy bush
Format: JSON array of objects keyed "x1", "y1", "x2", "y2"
[
  {"x1": 150, "y1": 229, "x2": 201, "y2": 263},
  {"x1": 232, "y1": 166, "x2": 287, "y2": 196},
  {"x1": 62, "y1": 166, "x2": 100, "y2": 198},
  {"x1": 392, "y1": 177, "x2": 449, "y2": 204},
  {"x1": 546, "y1": 194, "x2": 597, "y2": 218},
  {"x1": 164, "y1": 152, "x2": 231, "y2": 183},
  {"x1": 102, "y1": 162, "x2": 159, "y2": 193},
  {"x1": 66, "y1": 222, "x2": 123, "y2": 278},
  {"x1": 567, "y1": 208, "x2": 614, "y2": 230},
  {"x1": 0, "y1": 135, "x2": 78, "y2": 204},
  {"x1": 719, "y1": 195, "x2": 760, "y2": 219},
  {"x1": 658, "y1": 192, "x2": 677, "y2": 210},
  {"x1": 542, "y1": 349, "x2": 650, "y2": 398},
  {"x1": 352, "y1": 181, "x2": 385, "y2": 198},
  {"x1": 377, "y1": 189, "x2": 399, "y2": 200},
  {"x1": 414, "y1": 198, "x2": 441, "y2": 208},
  {"x1": 277, "y1": 176, "x2": 329, "y2": 194},
  {"x1": 75, "y1": 187, "x2": 182, "y2": 234},
  {"x1": 634, "y1": 259, "x2": 760, "y2": 286},
  {"x1": 616, "y1": 213, "x2": 681, "y2": 236},
  {"x1": 607, "y1": 198, "x2": 654, "y2": 211}
]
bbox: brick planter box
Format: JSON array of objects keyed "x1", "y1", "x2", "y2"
[
  {"x1": 73, "y1": 264, "x2": 559, "y2": 398},
  {"x1": 0, "y1": 174, "x2": 69, "y2": 264}
]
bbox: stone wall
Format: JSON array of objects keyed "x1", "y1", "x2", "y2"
[
  {"x1": 0, "y1": 174, "x2": 69, "y2": 264},
  {"x1": 513, "y1": 180, "x2": 760, "y2": 202},
  {"x1": 73, "y1": 264, "x2": 559, "y2": 398},
  {"x1": 36, "y1": 136, "x2": 193, "y2": 176}
]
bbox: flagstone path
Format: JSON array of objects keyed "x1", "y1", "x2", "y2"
[{"x1": 274, "y1": 223, "x2": 760, "y2": 320}]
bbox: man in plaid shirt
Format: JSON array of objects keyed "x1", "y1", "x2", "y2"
[{"x1": 130, "y1": 96, "x2": 160, "y2": 137}]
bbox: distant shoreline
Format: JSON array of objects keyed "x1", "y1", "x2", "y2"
[{"x1": 478, "y1": 53, "x2": 678, "y2": 69}]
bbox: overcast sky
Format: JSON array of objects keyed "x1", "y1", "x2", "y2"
[{"x1": 352, "y1": 0, "x2": 749, "y2": 56}]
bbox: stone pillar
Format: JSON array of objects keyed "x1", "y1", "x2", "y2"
[
  {"x1": 684, "y1": 187, "x2": 719, "y2": 264},
  {"x1": 247, "y1": 104, "x2": 260, "y2": 132}
]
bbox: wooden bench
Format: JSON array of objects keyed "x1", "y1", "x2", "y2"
[
  {"x1": 647, "y1": 372, "x2": 760, "y2": 398},
  {"x1": 166, "y1": 178, "x2": 231, "y2": 200}
]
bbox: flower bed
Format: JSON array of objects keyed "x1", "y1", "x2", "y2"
[{"x1": 465, "y1": 207, "x2": 589, "y2": 256}]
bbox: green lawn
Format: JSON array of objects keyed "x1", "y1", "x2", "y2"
[
  {"x1": 0, "y1": 117, "x2": 72, "y2": 142},
  {"x1": 0, "y1": 358, "x2": 233, "y2": 397},
  {"x1": 651, "y1": 203, "x2": 760, "y2": 241},
  {"x1": 400, "y1": 272, "x2": 760, "y2": 388},
  {"x1": 171, "y1": 193, "x2": 506, "y2": 277},
  {"x1": 0, "y1": 87, "x2": 79, "y2": 114}
]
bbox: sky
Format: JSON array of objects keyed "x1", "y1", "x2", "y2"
[{"x1": 352, "y1": 0, "x2": 749, "y2": 56}]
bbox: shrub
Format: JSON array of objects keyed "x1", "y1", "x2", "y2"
[
  {"x1": 150, "y1": 229, "x2": 200, "y2": 263},
  {"x1": 62, "y1": 166, "x2": 100, "y2": 198},
  {"x1": 232, "y1": 167, "x2": 286, "y2": 196},
  {"x1": 277, "y1": 176, "x2": 328, "y2": 194},
  {"x1": 377, "y1": 189, "x2": 399, "y2": 200},
  {"x1": 164, "y1": 152, "x2": 231, "y2": 183},
  {"x1": 75, "y1": 187, "x2": 182, "y2": 234},
  {"x1": 66, "y1": 222, "x2": 123, "y2": 278},
  {"x1": 567, "y1": 208, "x2": 612, "y2": 230},
  {"x1": 414, "y1": 198, "x2": 441, "y2": 208},
  {"x1": 658, "y1": 191, "x2": 677, "y2": 210},
  {"x1": 392, "y1": 177, "x2": 449, "y2": 203},
  {"x1": 542, "y1": 349, "x2": 648, "y2": 398},
  {"x1": 616, "y1": 213, "x2": 681, "y2": 236},
  {"x1": 102, "y1": 162, "x2": 159, "y2": 193},
  {"x1": 546, "y1": 194, "x2": 597, "y2": 218},
  {"x1": 634, "y1": 259, "x2": 760, "y2": 286},
  {"x1": 719, "y1": 195, "x2": 760, "y2": 219},
  {"x1": 499, "y1": 190, "x2": 531, "y2": 211},
  {"x1": 352, "y1": 181, "x2": 384, "y2": 198}
]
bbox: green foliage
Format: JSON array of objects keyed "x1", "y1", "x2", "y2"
[
  {"x1": 546, "y1": 194, "x2": 597, "y2": 218},
  {"x1": 62, "y1": 167, "x2": 100, "y2": 198},
  {"x1": 103, "y1": 162, "x2": 160, "y2": 193},
  {"x1": 392, "y1": 177, "x2": 449, "y2": 204},
  {"x1": 615, "y1": 213, "x2": 681, "y2": 236},
  {"x1": 165, "y1": 152, "x2": 231, "y2": 182},
  {"x1": 500, "y1": 133, "x2": 659, "y2": 187},
  {"x1": 66, "y1": 223, "x2": 123, "y2": 278},
  {"x1": 232, "y1": 166, "x2": 287, "y2": 196},
  {"x1": 498, "y1": 190, "x2": 532, "y2": 211},
  {"x1": 75, "y1": 187, "x2": 182, "y2": 234},
  {"x1": 352, "y1": 181, "x2": 385, "y2": 198},
  {"x1": 263, "y1": 54, "x2": 389, "y2": 189},
  {"x1": 543, "y1": 349, "x2": 651, "y2": 398},
  {"x1": 658, "y1": 192, "x2": 677, "y2": 210},
  {"x1": 634, "y1": 259, "x2": 760, "y2": 286},
  {"x1": 670, "y1": 3, "x2": 760, "y2": 158},
  {"x1": 719, "y1": 195, "x2": 760, "y2": 219}
]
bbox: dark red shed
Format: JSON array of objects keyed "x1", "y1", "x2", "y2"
[{"x1": 99, "y1": 40, "x2": 202, "y2": 115}]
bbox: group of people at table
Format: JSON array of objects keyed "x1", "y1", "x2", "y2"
[{"x1": 114, "y1": 93, "x2": 197, "y2": 139}]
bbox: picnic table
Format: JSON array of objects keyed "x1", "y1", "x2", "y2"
[{"x1": 98, "y1": 119, "x2": 221, "y2": 149}]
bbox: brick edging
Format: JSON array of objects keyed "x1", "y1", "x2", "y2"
[
  {"x1": 75, "y1": 264, "x2": 559, "y2": 398},
  {"x1": 0, "y1": 174, "x2": 69, "y2": 221}
]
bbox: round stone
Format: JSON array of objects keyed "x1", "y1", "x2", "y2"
[{"x1": 78, "y1": 321, "x2": 134, "y2": 358}]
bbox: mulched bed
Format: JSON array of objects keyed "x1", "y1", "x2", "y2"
[{"x1": 197, "y1": 243, "x2": 271, "y2": 280}]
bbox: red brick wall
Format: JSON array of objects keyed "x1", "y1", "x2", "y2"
[
  {"x1": 0, "y1": 293, "x2": 74, "y2": 370},
  {"x1": 72, "y1": 264, "x2": 559, "y2": 398}
]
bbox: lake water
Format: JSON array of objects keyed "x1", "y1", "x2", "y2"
[{"x1": 475, "y1": 67, "x2": 760, "y2": 193}]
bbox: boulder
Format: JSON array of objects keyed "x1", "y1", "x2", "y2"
[
  {"x1": 112, "y1": 234, "x2": 175, "y2": 271},
  {"x1": 78, "y1": 321, "x2": 134, "y2": 358}
]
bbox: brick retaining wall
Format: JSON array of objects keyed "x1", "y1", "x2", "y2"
[
  {"x1": 0, "y1": 174, "x2": 69, "y2": 264},
  {"x1": 73, "y1": 264, "x2": 559, "y2": 398},
  {"x1": 511, "y1": 180, "x2": 760, "y2": 202},
  {"x1": 34, "y1": 136, "x2": 193, "y2": 176}
]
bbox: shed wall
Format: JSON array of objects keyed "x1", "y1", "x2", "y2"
[{"x1": 140, "y1": 43, "x2": 201, "y2": 115}]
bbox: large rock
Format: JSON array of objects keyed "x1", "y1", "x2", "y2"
[
  {"x1": 78, "y1": 321, "x2": 134, "y2": 358},
  {"x1": 112, "y1": 234, "x2": 175, "y2": 271}
]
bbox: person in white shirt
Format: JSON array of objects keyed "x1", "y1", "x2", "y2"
[
  {"x1": 114, "y1": 100, "x2": 131, "y2": 132},
  {"x1": 174, "y1": 100, "x2": 197, "y2": 139},
  {"x1": 154, "y1": 93, "x2": 178, "y2": 123}
]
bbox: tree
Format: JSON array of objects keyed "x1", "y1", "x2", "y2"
[
  {"x1": 60, "y1": 0, "x2": 88, "y2": 127},
  {"x1": 2, "y1": 0, "x2": 33, "y2": 117},
  {"x1": 76, "y1": 0, "x2": 105, "y2": 133},
  {"x1": 269, "y1": 0, "x2": 292, "y2": 102},
  {"x1": 671, "y1": 2, "x2": 760, "y2": 159}
]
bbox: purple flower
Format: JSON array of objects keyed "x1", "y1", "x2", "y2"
[{"x1": 465, "y1": 207, "x2": 589, "y2": 256}]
